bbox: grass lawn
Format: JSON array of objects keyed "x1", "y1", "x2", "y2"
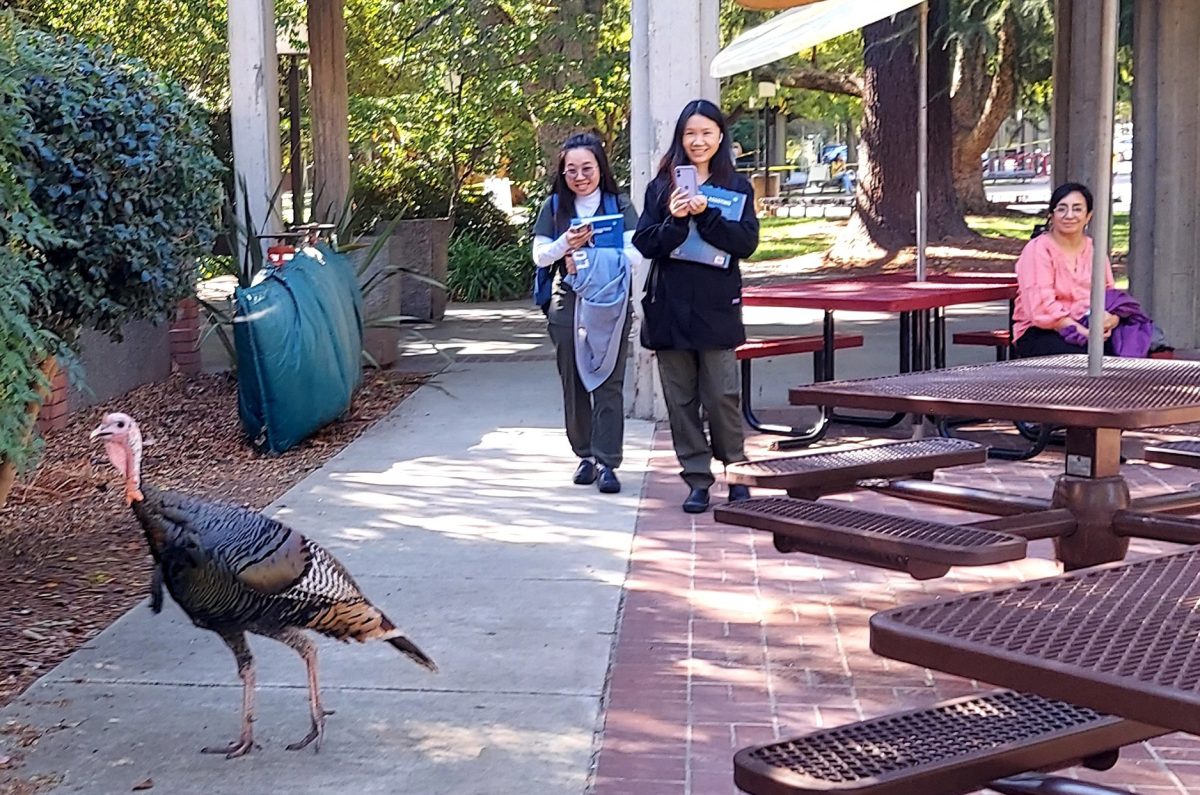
[
  {"x1": 747, "y1": 212, "x2": 1131, "y2": 262},
  {"x1": 967, "y1": 212, "x2": 1130, "y2": 254},
  {"x1": 747, "y1": 216, "x2": 838, "y2": 261}
]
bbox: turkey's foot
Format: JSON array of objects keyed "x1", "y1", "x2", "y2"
[
  {"x1": 200, "y1": 734, "x2": 257, "y2": 759},
  {"x1": 286, "y1": 709, "x2": 334, "y2": 752}
]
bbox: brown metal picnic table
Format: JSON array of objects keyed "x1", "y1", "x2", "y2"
[
  {"x1": 869, "y1": 546, "x2": 1200, "y2": 738},
  {"x1": 787, "y1": 354, "x2": 1200, "y2": 569}
]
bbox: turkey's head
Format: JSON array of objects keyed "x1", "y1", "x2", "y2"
[{"x1": 90, "y1": 412, "x2": 145, "y2": 504}]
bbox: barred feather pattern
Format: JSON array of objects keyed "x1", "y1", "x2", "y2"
[{"x1": 131, "y1": 485, "x2": 423, "y2": 653}]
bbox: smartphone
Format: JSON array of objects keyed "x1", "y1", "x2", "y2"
[{"x1": 673, "y1": 164, "x2": 699, "y2": 198}]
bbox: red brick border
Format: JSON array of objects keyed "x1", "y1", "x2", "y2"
[
  {"x1": 170, "y1": 297, "x2": 202, "y2": 376},
  {"x1": 34, "y1": 359, "x2": 69, "y2": 434}
]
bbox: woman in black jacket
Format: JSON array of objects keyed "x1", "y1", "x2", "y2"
[{"x1": 633, "y1": 99, "x2": 759, "y2": 514}]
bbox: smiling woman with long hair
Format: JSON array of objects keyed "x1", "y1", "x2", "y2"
[{"x1": 632, "y1": 99, "x2": 759, "y2": 515}]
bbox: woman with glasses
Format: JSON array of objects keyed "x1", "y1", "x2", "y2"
[
  {"x1": 1012, "y1": 182, "x2": 1122, "y2": 357},
  {"x1": 632, "y1": 100, "x2": 759, "y2": 514},
  {"x1": 531, "y1": 132, "x2": 640, "y2": 494}
]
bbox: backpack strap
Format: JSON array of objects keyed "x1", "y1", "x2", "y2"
[{"x1": 601, "y1": 192, "x2": 618, "y2": 216}]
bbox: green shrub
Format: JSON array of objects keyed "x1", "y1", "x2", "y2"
[
  {"x1": 14, "y1": 26, "x2": 224, "y2": 342},
  {"x1": 0, "y1": 13, "x2": 62, "y2": 476},
  {"x1": 454, "y1": 187, "x2": 522, "y2": 246},
  {"x1": 447, "y1": 232, "x2": 529, "y2": 303}
]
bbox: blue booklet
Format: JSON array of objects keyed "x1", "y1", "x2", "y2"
[
  {"x1": 573, "y1": 213, "x2": 625, "y2": 248},
  {"x1": 670, "y1": 185, "x2": 747, "y2": 268}
]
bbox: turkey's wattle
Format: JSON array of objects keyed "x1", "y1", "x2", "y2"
[{"x1": 90, "y1": 412, "x2": 436, "y2": 757}]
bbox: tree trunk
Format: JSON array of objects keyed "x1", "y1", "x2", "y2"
[
  {"x1": 527, "y1": 0, "x2": 607, "y2": 172},
  {"x1": 951, "y1": 5, "x2": 1019, "y2": 213},
  {"x1": 0, "y1": 357, "x2": 58, "y2": 510},
  {"x1": 833, "y1": 0, "x2": 971, "y2": 258}
]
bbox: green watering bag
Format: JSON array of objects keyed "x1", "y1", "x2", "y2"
[{"x1": 234, "y1": 244, "x2": 364, "y2": 454}]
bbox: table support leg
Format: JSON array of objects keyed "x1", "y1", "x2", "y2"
[
  {"x1": 1051, "y1": 475, "x2": 1130, "y2": 570},
  {"x1": 1064, "y1": 428, "x2": 1123, "y2": 479}
]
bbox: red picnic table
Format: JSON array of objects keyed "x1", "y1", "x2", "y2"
[
  {"x1": 742, "y1": 278, "x2": 1016, "y2": 373},
  {"x1": 742, "y1": 278, "x2": 1017, "y2": 428}
]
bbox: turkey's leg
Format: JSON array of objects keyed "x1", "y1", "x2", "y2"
[
  {"x1": 201, "y1": 631, "x2": 257, "y2": 758},
  {"x1": 273, "y1": 628, "x2": 332, "y2": 752}
]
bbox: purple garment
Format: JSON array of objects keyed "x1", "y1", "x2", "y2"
[{"x1": 1059, "y1": 288, "x2": 1153, "y2": 357}]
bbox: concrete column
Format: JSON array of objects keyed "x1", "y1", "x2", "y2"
[
  {"x1": 308, "y1": 0, "x2": 351, "y2": 221},
  {"x1": 1130, "y1": 0, "x2": 1200, "y2": 347},
  {"x1": 1051, "y1": 0, "x2": 1107, "y2": 188},
  {"x1": 227, "y1": 0, "x2": 282, "y2": 259},
  {"x1": 629, "y1": 0, "x2": 720, "y2": 420}
]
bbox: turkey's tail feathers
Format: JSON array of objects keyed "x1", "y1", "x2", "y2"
[
  {"x1": 383, "y1": 632, "x2": 438, "y2": 672},
  {"x1": 307, "y1": 598, "x2": 436, "y2": 672}
]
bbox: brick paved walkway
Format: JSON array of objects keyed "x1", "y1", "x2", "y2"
[{"x1": 593, "y1": 423, "x2": 1200, "y2": 795}]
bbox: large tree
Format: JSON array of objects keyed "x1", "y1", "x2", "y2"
[
  {"x1": 835, "y1": 0, "x2": 970, "y2": 256},
  {"x1": 949, "y1": 0, "x2": 1052, "y2": 213}
]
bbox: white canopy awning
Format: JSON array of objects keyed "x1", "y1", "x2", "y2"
[{"x1": 710, "y1": 0, "x2": 923, "y2": 78}]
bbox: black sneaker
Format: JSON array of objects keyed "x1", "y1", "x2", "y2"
[
  {"x1": 597, "y1": 465, "x2": 621, "y2": 494},
  {"x1": 682, "y1": 487, "x2": 710, "y2": 514},
  {"x1": 573, "y1": 459, "x2": 597, "y2": 485},
  {"x1": 728, "y1": 484, "x2": 751, "y2": 503}
]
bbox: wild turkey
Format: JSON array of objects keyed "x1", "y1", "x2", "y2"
[{"x1": 90, "y1": 412, "x2": 436, "y2": 757}]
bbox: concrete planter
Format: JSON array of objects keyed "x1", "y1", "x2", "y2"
[{"x1": 356, "y1": 217, "x2": 452, "y2": 367}]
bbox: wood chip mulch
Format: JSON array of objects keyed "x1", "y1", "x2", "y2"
[{"x1": 0, "y1": 369, "x2": 427, "y2": 712}]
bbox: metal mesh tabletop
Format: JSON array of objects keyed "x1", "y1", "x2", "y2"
[
  {"x1": 790, "y1": 355, "x2": 1200, "y2": 429},
  {"x1": 870, "y1": 548, "x2": 1200, "y2": 735}
]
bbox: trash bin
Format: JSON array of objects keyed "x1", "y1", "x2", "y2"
[{"x1": 750, "y1": 173, "x2": 781, "y2": 203}]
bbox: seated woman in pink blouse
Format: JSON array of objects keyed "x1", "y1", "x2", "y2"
[{"x1": 1012, "y1": 182, "x2": 1120, "y2": 358}]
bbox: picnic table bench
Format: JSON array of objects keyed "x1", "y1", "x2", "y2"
[
  {"x1": 1142, "y1": 439, "x2": 1200, "y2": 468},
  {"x1": 715, "y1": 496, "x2": 1026, "y2": 580},
  {"x1": 737, "y1": 333, "x2": 864, "y2": 446},
  {"x1": 734, "y1": 691, "x2": 1162, "y2": 795},
  {"x1": 725, "y1": 437, "x2": 985, "y2": 499}
]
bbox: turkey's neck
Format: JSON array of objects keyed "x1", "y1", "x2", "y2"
[{"x1": 130, "y1": 486, "x2": 168, "y2": 554}]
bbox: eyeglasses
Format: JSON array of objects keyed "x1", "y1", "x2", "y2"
[
  {"x1": 564, "y1": 166, "x2": 596, "y2": 180},
  {"x1": 1053, "y1": 204, "x2": 1087, "y2": 216}
]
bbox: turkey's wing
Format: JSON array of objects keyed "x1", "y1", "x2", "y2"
[{"x1": 158, "y1": 493, "x2": 311, "y2": 595}]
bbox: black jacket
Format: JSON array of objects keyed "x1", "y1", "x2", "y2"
[{"x1": 633, "y1": 172, "x2": 758, "y2": 350}]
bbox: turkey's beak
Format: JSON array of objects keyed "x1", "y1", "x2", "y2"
[{"x1": 90, "y1": 423, "x2": 112, "y2": 440}]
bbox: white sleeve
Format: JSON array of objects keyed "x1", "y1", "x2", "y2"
[
  {"x1": 532, "y1": 233, "x2": 570, "y2": 268},
  {"x1": 622, "y1": 230, "x2": 644, "y2": 270}
]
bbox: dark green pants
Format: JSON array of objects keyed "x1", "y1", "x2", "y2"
[
  {"x1": 548, "y1": 311, "x2": 632, "y2": 468},
  {"x1": 656, "y1": 348, "x2": 746, "y2": 489}
]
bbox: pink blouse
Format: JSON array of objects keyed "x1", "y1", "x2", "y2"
[{"x1": 1012, "y1": 233, "x2": 1114, "y2": 341}]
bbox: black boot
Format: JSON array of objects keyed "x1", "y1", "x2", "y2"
[
  {"x1": 573, "y1": 459, "x2": 597, "y2": 485},
  {"x1": 597, "y1": 465, "x2": 621, "y2": 494},
  {"x1": 682, "y1": 487, "x2": 710, "y2": 514}
]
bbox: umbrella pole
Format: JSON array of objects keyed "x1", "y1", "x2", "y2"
[
  {"x1": 916, "y1": 1, "x2": 928, "y2": 283},
  {"x1": 1089, "y1": 0, "x2": 1119, "y2": 376},
  {"x1": 912, "y1": 0, "x2": 930, "y2": 441}
]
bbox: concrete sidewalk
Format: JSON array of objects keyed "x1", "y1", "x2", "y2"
[{"x1": 2, "y1": 303, "x2": 653, "y2": 794}]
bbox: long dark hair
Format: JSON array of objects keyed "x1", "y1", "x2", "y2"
[
  {"x1": 551, "y1": 132, "x2": 621, "y2": 230},
  {"x1": 655, "y1": 99, "x2": 736, "y2": 186}
]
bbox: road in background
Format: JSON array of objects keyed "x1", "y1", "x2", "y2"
[{"x1": 985, "y1": 169, "x2": 1132, "y2": 213}]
